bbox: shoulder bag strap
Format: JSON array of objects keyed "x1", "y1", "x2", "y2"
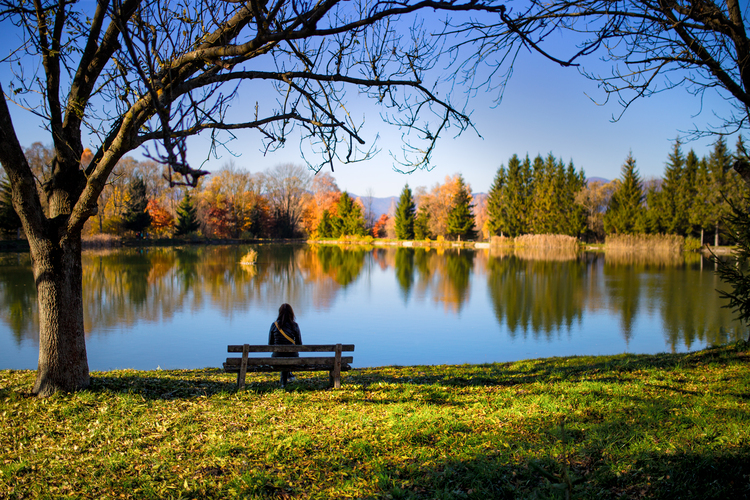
[{"x1": 274, "y1": 321, "x2": 296, "y2": 345}]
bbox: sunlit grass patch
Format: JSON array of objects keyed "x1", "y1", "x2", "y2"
[{"x1": 2, "y1": 344, "x2": 750, "y2": 498}]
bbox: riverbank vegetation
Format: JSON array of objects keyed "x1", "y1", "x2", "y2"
[
  {"x1": 2, "y1": 343, "x2": 749, "y2": 499},
  {"x1": 0, "y1": 139, "x2": 746, "y2": 250}
]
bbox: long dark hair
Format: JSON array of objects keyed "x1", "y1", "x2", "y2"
[{"x1": 276, "y1": 303, "x2": 296, "y2": 325}]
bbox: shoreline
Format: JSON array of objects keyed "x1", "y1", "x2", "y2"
[{"x1": 0, "y1": 235, "x2": 733, "y2": 254}]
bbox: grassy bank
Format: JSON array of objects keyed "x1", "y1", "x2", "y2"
[{"x1": 2, "y1": 344, "x2": 750, "y2": 499}]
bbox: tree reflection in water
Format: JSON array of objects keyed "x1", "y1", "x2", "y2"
[{"x1": 0, "y1": 245, "x2": 745, "y2": 362}]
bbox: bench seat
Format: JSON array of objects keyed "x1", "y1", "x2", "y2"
[{"x1": 223, "y1": 344, "x2": 355, "y2": 389}]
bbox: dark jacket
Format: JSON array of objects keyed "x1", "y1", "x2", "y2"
[{"x1": 268, "y1": 320, "x2": 302, "y2": 357}]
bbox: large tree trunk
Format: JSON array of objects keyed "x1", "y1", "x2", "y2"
[{"x1": 30, "y1": 233, "x2": 89, "y2": 396}]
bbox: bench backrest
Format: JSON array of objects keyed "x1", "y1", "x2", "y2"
[{"x1": 227, "y1": 344, "x2": 355, "y2": 354}]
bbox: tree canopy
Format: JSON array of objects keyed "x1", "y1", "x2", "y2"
[{"x1": 394, "y1": 185, "x2": 416, "y2": 240}]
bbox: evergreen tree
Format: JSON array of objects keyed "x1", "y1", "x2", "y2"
[
  {"x1": 487, "y1": 155, "x2": 531, "y2": 237},
  {"x1": 0, "y1": 177, "x2": 21, "y2": 238},
  {"x1": 707, "y1": 137, "x2": 734, "y2": 245},
  {"x1": 604, "y1": 152, "x2": 645, "y2": 234},
  {"x1": 394, "y1": 184, "x2": 416, "y2": 239},
  {"x1": 122, "y1": 177, "x2": 152, "y2": 236},
  {"x1": 530, "y1": 154, "x2": 564, "y2": 234},
  {"x1": 316, "y1": 209, "x2": 335, "y2": 237},
  {"x1": 642, "y1": 181, "x2": 662, "y2": 234},
  {"x1": 654, "y1": 138, "x2": 687, "y2": 234},
  {"x1": 446, "y1": 175, "x2": 475, "y2": 240},
  {"x1": 559, "y1": 161, "x2": 587, "y2": 236},
  {"x1": 414, "y1": 209, "x2": 431, "y2": 240},
  {"x1": 690, "y1": 156, "x2": 713, "y2": 245},
  {"x1": 678, "y1": 149, "x2": 699, "y2": 235},
  {"x1": 335, "y1": 192, "x2": 367, "y2": 236},
  {"x1": 175, "y1": 191, "x2": 200, "y2": 236},
  {"x1": 486, "y1": 165, "x2": 507, "y2": 236}
]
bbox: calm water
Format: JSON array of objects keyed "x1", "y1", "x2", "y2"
[{"x1": 0, "y1": 244, "x2": 745, "y2": 371}]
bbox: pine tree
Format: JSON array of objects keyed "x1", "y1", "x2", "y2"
[
  {"x1": 486, "y1": 165, "x2": 507, "y2": 236},
  {"x1": 335, "y1": 192, "x2": 367, "y2": 236},
  {"x1": 655, "y1": 138, "x2": 686, "y2": 234},
  {"x1": 559, "y1": 161, "x2": 587, "y2": 236},
  {"x1": 530, "y1": 154, "x2": 563, "y2": 234},
  {"x1": 707, "y1": 137, "x2": 733, "y2": 245},
  {"x1": 122, "y1": 177, "x2": 152, "y2": 236},
  {"x1": 316, "y1": 209, "x2": 335, "y2": 237},
  {"x1": 487, "y1": 154, "x2": 533, "y2": 237},
  {"x1": 679, "y1": 149, "x2": 699, "y2": 236},
  {"x1": 394, "y1": 184, "x2": 416, "y2": 240},
  {"x1": 604, "y1": 152, "x2": 645, "y2": 234},
  {"x1": 414, "y1": 209, "x2": 431, "y2": 240},
  {"x1": 446, "y1": 175, "x2": 475, "y2": 240},
  {"x1": 487, "y1": 155, "x2": 531, "y2": 237},
  {"x1": 690, "y1": 156, "x2": 713, "y2": 245},
  {"x1": 175, "y1": 191, "x2": 200, "y2": 236}
]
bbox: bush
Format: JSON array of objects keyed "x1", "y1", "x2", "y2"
[{"x1": 684, "y1": 237, "x2": 702, "y2": 252}]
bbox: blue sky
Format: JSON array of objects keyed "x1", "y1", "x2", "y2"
[{"x1": 1, "y1": 6, "x2": 741, "y2": 198}]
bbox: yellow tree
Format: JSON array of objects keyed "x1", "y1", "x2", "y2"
[{"x1": 416, "y1": 175, "x2": 466, "y2": 238}]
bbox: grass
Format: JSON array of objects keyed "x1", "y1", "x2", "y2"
[
  {"x1": 2, "y1": 343, "x2": 750, "y2": 499},
  {"x1": 605, "y1": 234, "x2": 685, "y2": 253},
  {"x1": 82, "y1": 234, "x2": 124, "y2": 248},
  {"x1": 489, "y1": 235, "x2": 579, "y2": 261}
]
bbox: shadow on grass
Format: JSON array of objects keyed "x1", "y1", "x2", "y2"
[
  {"x1": 357, "y1": 393, "x2": 750, "y2": 500},
  {"x1": 347, "y1": 343, "x2": 749, "y2": 391},
  {"x1": 89, "y1": 368, "x2": 237, "y2": 399},
  {"x1": 360, "y1": 448, "x2": 750, "y2": 500},
  {"x1": 88, "y1": 368, "x2": 343, "y2": 399}
]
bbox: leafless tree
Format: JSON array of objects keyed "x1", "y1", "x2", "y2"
[
  {"x1": 0, "y1": 0, "x2": 500, "y2": 396},
  {"x1": 450, "y1": 0, "x2": 749, "y2": 141}
]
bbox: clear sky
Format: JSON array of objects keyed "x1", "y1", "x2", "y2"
[
  {"x1": 195, "y1": 46, "x2": 738, "y2": 197},
  {"x1": 2, "y1": 6, "x2": 741, "y2": 198}
]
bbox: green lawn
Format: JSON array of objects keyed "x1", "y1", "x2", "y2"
[{"x1": 2, "y1": 343, "x2": 750, "y2": 499}]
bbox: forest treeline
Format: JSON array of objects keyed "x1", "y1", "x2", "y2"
[{"x1": 0, "y1": 138, "x2": 745, "y2": 244}]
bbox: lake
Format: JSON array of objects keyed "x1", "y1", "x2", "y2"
[{"x1": 0, "y1": 244, "x2": 745, "y2": 371}]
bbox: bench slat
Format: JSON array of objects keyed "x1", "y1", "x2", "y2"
[
  {"x1": 225, "y1": 356, "x2": 353, "y2": 367},
  {"x1": 224, "y1": 363, "x2": 352, "y2": 373},
  {"x1": 227, "y1": 344, "x2": 354, "y2": 353}
]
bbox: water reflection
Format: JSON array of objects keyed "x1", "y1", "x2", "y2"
[
  {"x1": 0, "y1": 245, "x2": 745, "y2": 361},
  {"x1": 487, "y1": 255, "x2": 586, "y2": 338}
]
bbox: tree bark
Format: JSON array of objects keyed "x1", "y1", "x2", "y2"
[
  {"x1": 715, "y1": 222, "x2": 720, "y2": 247},
  {"x1": 30, "y1": 232, "x2": 89, "y2": 396}
]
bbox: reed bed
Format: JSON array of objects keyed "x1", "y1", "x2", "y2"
[
  {"x1": 82, "y1": 234, "x2": 123, "y2": 248},
  {"x1": 605, "y1": 233, "x2": 685, "y2": 253},
  {"x1": 490, "y1": 234, "x2": 579, "y2": 252},
  {"x1": 514, "y1": 234, "x2": 579, "y2": 250},
  {"x1": 489, "y1": 235, "x2": 514, "y2": 248}
]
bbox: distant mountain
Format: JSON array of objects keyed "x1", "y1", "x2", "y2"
[
  {"x1": 587, "y1": 177, "x2": 611, "y2": 184},
  {"x1": 355, "y1": 193, "x2": 489, "y2": 219},
  {"x1": 354, "y1": 195, "x2": 397, "y2": 219}
]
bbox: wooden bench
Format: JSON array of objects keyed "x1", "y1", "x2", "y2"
[{"x1": 223, "y1": 344, "x2": 355, "y2": 389}]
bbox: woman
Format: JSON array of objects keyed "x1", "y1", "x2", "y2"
[{"x1": 268, "y1": 303, "x2": 302, "y2": 387}]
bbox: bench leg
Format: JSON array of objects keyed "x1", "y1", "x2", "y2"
[
  {"x1": 238, "y1": 344, "x2": 249, "y2": 390},
  {"x1": 332, "y1": 343, "x2": 342, "y2": 389}
]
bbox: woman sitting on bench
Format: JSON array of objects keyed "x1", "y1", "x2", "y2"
[{"x1": 268, "y1": 303, "x2": 303, "y2": 387}]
